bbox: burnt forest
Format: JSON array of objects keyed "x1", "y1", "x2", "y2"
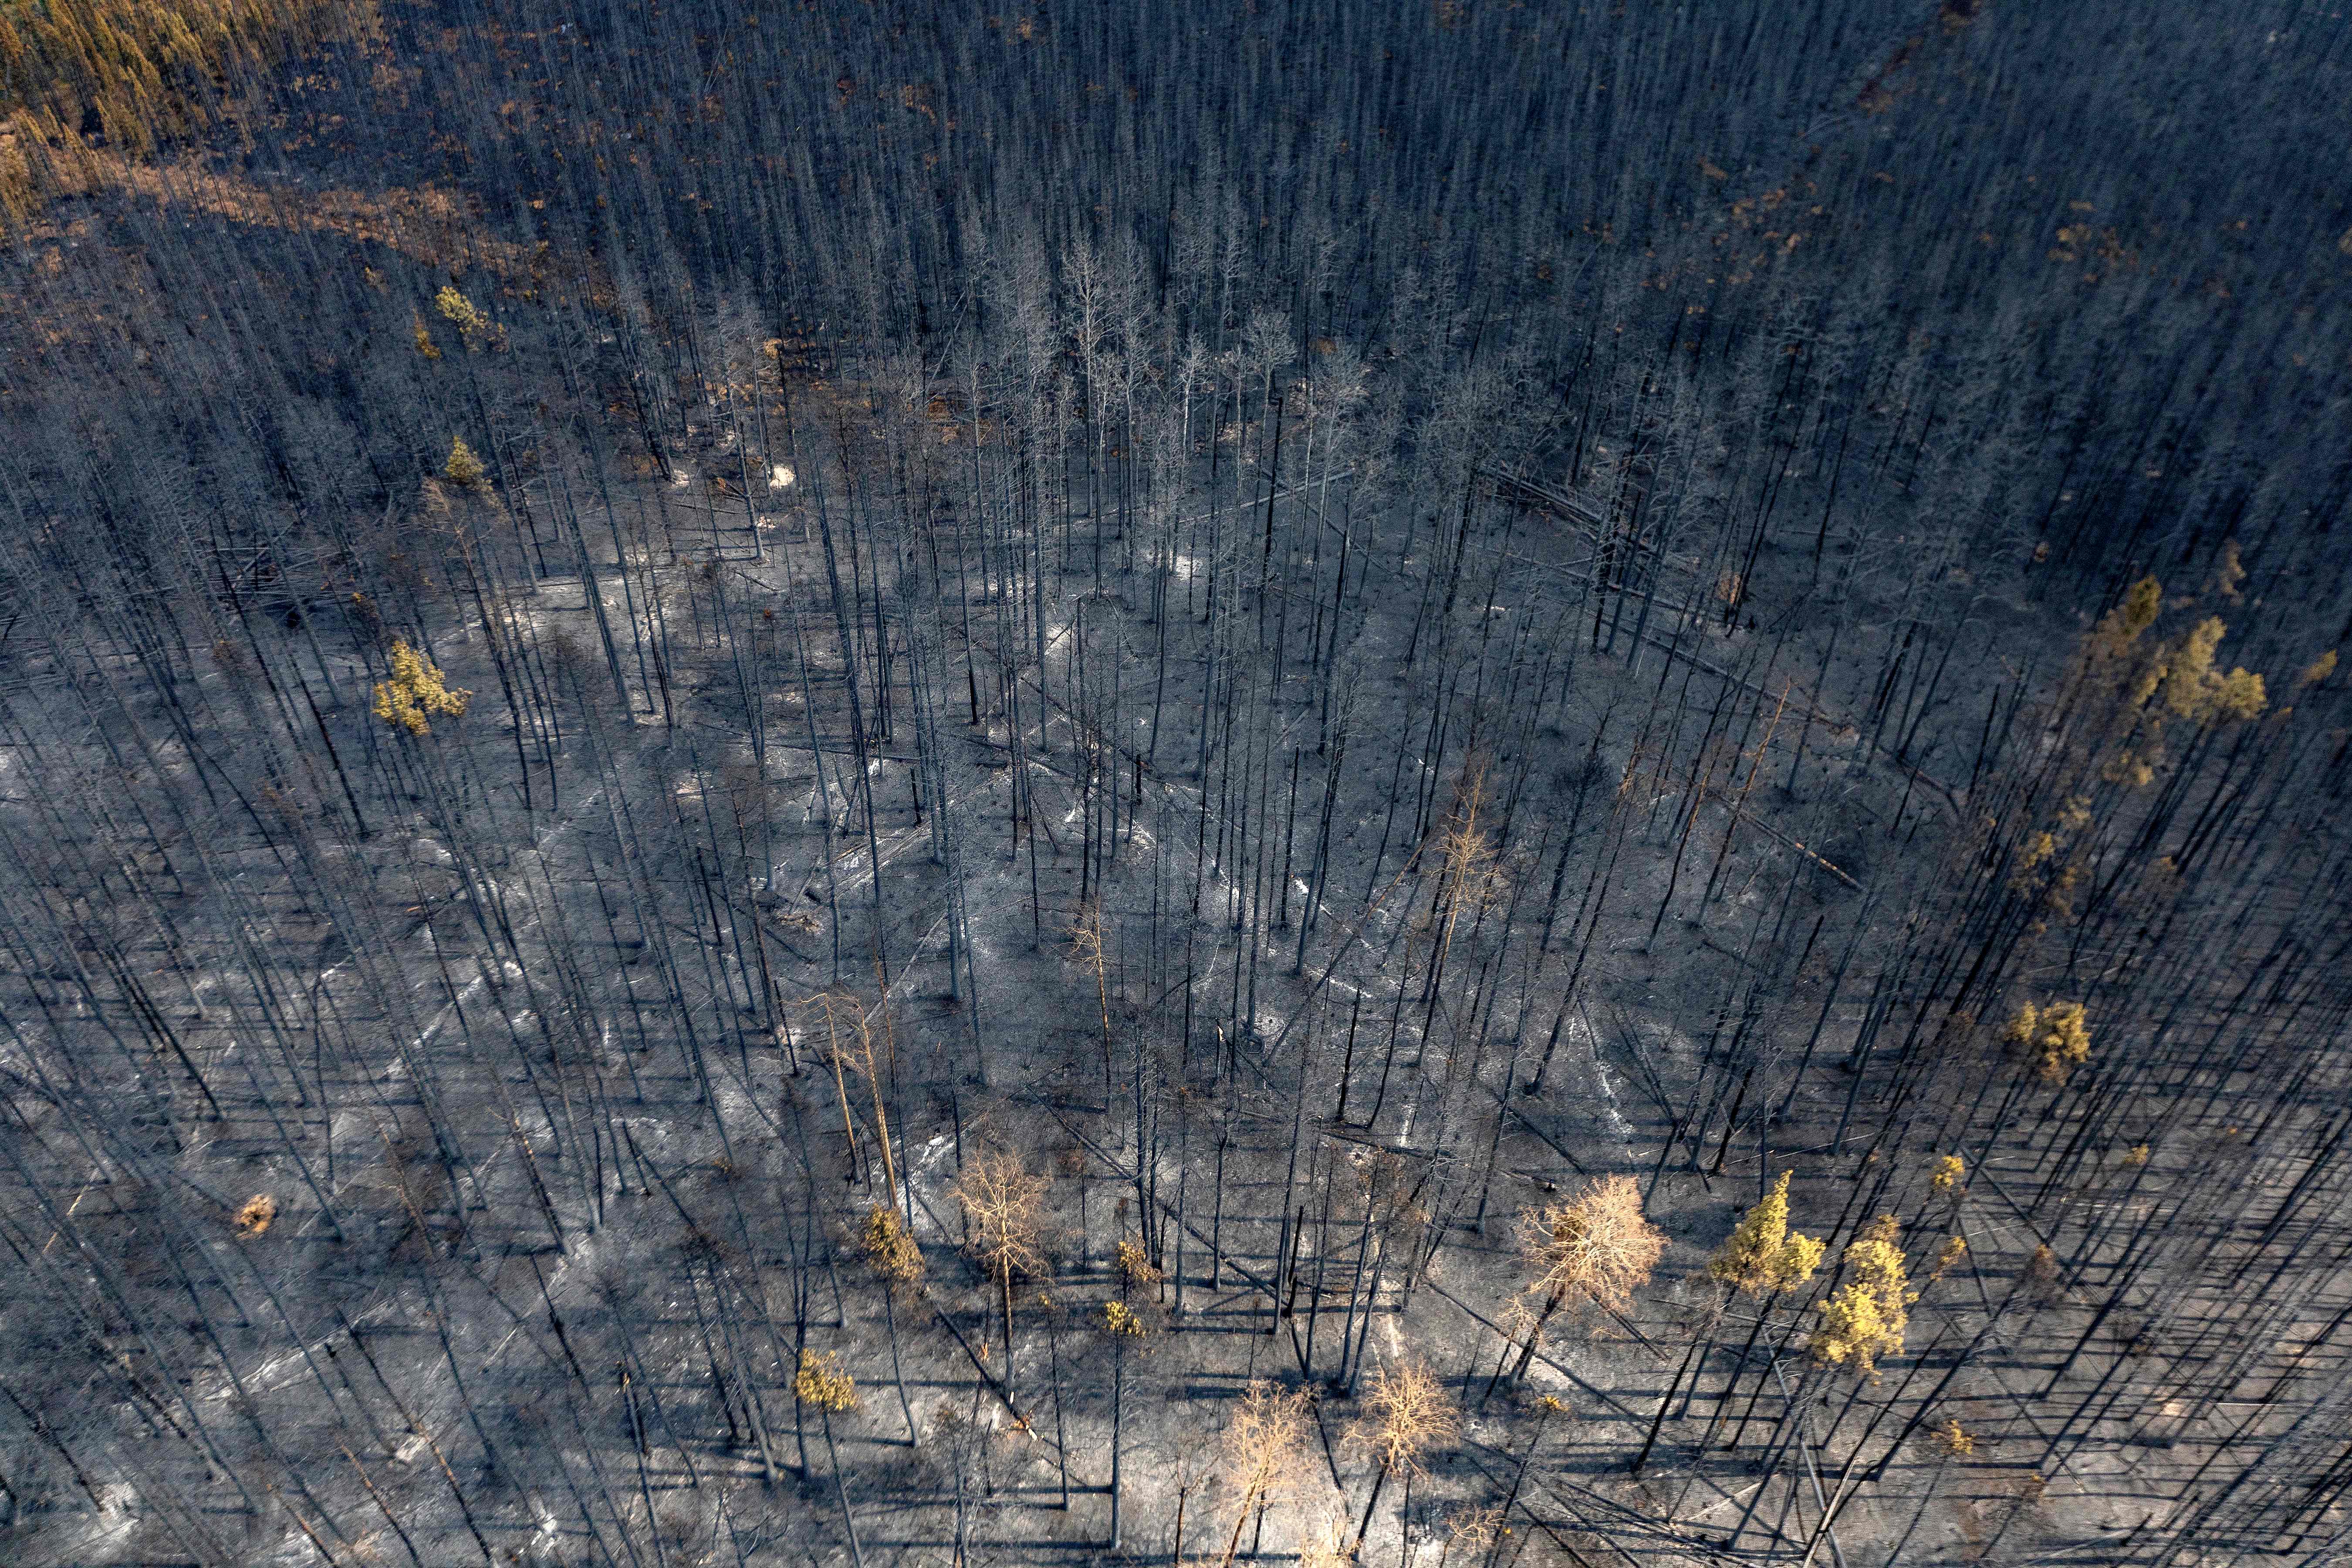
[{"x1": 4, "y1": 1, "x2": 2352, "y2": 1565}]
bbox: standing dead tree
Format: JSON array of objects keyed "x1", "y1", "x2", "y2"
[
  {"x1": 950, "y1": 1146, "x2": 1051, "y2": 1402},
  {"x1": 1348, "y1": 1359, "x2": 1459, "y2": 1554},
  {"x1": 1493, "y1": 1173, "x2": 1667, "y2": 1390},
  {"x1": 1216, "y1": 1379, "x2": 1315, "y2": 1568}
]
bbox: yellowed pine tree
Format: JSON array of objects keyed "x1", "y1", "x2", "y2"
[
  {"x1": 1642, "y1": 1169, "x2": 1823, "y2": 1470},
  {"x1": 795, "y1": 1351, "x2": 866, "y2": 1565},
  {"x1": 1709, "y1": 1170, "x2": 1827, "y2": 1296},
  {"x1": 1929, "y1": 1154, "x2": 1967, "y2": 1198},
  {"x1": 795, "y1": 1349, "x2": 858, "y2": 1413},
  {"x1": 862, "y1": 1205, "x2": 923, "y2": 1285},
  {"x1": 371, "y1": 638, "x2": 471, "y2": 735},
  {"x1": 444, "y1": 436, "x2": 488, "y2": 488},
  {"x1": 2065, "y1": 575, "x2": 2270, "y2": 790},
  {"x1": 1810, "y1": 1216, "x2": 1913, "y2": 1378},
  {"x1": 435, "y1": 286, "x2": 504, "y2": 350},
  {"x1": 2003, "y1": 1000, "x2": 2092, "y2": 1086}
]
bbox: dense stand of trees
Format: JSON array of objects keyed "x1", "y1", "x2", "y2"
[{"x1": 4, "y1": 1, "x2": 2352, "y2": 1565}]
